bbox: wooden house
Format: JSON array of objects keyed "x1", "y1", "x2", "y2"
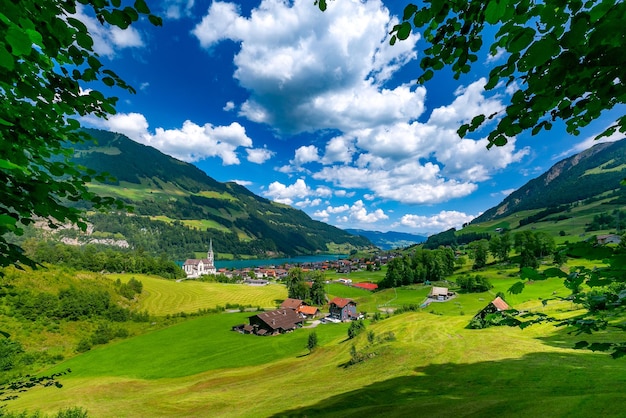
[
  {"x1": 430, "y1": 286, "x2": 453, "y2": 301},
  {"x1": 247, "y1": 309, "x2": 304, "y2": 335},
  {"x1": 280, "y1": 298, "x2": 304, "y2": 310},
  {"x1": 329, "y1": 297, "x2": 357, "y2": 321}
]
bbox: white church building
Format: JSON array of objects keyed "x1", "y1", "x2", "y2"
[{"x1": 183, "y1": 240, "x2": 217, "y2": 278}]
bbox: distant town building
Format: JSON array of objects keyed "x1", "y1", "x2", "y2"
[{"x1": 182, "y1": 240, "x2": 217, "y2": 278}]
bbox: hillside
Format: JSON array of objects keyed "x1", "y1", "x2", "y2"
[
  {"x1": 474, "y1": 138, "x2": 626, "y2": 223},
  {"x1": 345, "y1": 229, "x2": 427, "y2": 250},
  {"x1": 61, "y1": 129, "x2": 372, "y2": 259}
]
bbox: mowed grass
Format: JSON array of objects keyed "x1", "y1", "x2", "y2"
[
  {"x1": 9, "y1": 308, "x2": 626, "y2": 417},
  {"x1": 46, "y1": 312, "x2": 351, "y2": 380},
  {"x1": 109, "y1": 274, "x2": 287, "y2": 315}
]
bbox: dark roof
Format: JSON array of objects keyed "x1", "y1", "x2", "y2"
[
  {"x1": 280, "y1": 298, "x2": 304, "y2": 310},
  {"x1": 251, "y1": 309, "x2": 303, "y2": 331},
  {"x1": 329, "y1": 297, "x2": 355, "y2": 308}
]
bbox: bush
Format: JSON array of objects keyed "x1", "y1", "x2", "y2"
[
  {"x1": 347, "y1": 320, "x2": 366, "y2": 339},
  {"x1": 456, "y1": 275, "x2": 493, "y2": 293}
]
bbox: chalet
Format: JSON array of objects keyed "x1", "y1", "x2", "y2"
[
  {"x1": 430, "y1": 286, "x2": 453, "y2": 301},
  {"x1": 297, "y1": 305, "x2": 319, "y2": 319},
  {"x1": 247, "y1": 309, "x2": 304, "y2": 335},
  {"x1": 280, "y1": 298, "x2": 304, "y2": 310},
  {"x1": 597, "y1": 234, "x2": 622, "y2": 245},
  {"x1": 471, "y1": 296, "x2": 519, "y2": 328},
  {"x1": 182, "y1": 240, "x2": 216, "y2": 278},
  {"x1": 329, "y1": 297, "x2": 357, "y2": 321}
]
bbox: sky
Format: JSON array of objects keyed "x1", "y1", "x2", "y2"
[{"x1": 80, "y1": 0, "x2": 625, "y2": 235}]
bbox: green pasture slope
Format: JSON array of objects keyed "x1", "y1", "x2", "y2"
[
  {"x1": 110, "y1": 273, "x2": 287, "y2": 314},
  {"x1": 8, "y1": 266, "x2": 626, "y2": 418}
]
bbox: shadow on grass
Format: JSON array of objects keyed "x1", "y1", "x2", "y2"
[{"x1": 271, "y1": 351, "x2": 626, "y2": 417}]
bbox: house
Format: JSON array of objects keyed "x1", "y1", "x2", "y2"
[
  {"x1": 471, "y1": 296, "x2": 519, "y2": 328},
  {"x1": 430, "y1": 286, "x2": 453, "y2": 301},
  {"x1": 297, "y1": 305, "x2": 319, "y2": 319},
  {"x1": 280, "y1": 298, "x2": 304, "y2": 310},
  {"x1": 182, "y1": 240, "x2": 216, "y2": 278},
  {"x1": 247, "y1": 309, "x2": 304, "y2": 335},
  {"x1": 328, "y1": 297, "x2": 357, "y2": 321},
  {"x1": 597, "y1": 234, "x2": 622, "y2": 245}
]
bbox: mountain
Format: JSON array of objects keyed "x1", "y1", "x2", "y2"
[
  {"x1": 65, "y1": 129, "x2": 373, "y2": 259},
  {"x1": 473, "y1": 138, "x2": 626, "y2": 223},
  {"x1": 345, "y1": 229, "x2": 427, "y2": 250}
]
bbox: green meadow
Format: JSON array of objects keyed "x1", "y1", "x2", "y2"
[{"x1": 6, "y1": 260, "x2": 626, "y2": 417}]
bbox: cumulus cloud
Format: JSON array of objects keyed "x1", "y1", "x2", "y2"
[
  {"x1": 73, "y1": 5, "x2": 145, "y2": 57},
  {"x1": 246, "y1": 147, "x2": 275, "y2": 164},
  {"x1": 189, "y1": 0, "x2": 531, "y2": 214},
  {"x1": 83, "y1": 112, "x2": 254, "y2": 165},
  {"x1": 223, "y1": 101, "x2": 235, "y2": 111},
  {"x1": 313, "y1": 201, "x2": 387, "y2": 224},
  {"x1": 192, "y1": 0, "x2": 422, "y2": 134},
  {"x1": 394, "y1": 210, "x2": 476, "y2": 233}
]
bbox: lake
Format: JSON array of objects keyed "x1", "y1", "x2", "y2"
[{"x1": 214, "y1": 254, "x2": 346, "y2": 270}]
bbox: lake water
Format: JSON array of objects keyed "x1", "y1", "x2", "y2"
[{"x1": 214, "y1": 254, "x2": 346, "y2": 270}]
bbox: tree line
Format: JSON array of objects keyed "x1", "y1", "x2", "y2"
[
  {"x1": 379, "y1": 248, "x2": 456, "y2": 288},
  {"x1": 22, "y1": 240, "x2": 185, "y2": 279}
]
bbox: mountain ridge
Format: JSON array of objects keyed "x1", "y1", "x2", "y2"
[{"x1": 65, "y1": 129, "x2": 373, "y2": 259}]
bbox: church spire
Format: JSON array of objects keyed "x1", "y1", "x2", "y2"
[{"x1": 207, "y1": 239, "x2": 214, "y2": 268}]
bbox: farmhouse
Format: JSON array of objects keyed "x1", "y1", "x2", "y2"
[
  {"x1": 329, "y1": 297, "x2": 357, "y2": 321},
  {"x1": 246, "y1": 309, "x2": 304, "y2": 335},
  {"x1": 470, "y1": 296, "x2": 520, "y2": 329},
  {"x1": 597, "y1": 234, "x2": 622, "y2": 245},
  {"x1": 430, "y1": 286, "x2": 453, "y2": 301},
  {"x1": 182, "y1": 240, "x2": 216, "y2": 278},
  {"x1": 297, "y1": 305, "x2": 319, "y2": 319},
  {"x1": 280, "y1": 298, "x2": 304, "y2": 310}
]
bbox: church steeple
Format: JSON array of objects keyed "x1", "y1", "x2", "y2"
[{"x1": 207, "y1": 239, "x2": 214, "y2": 267}]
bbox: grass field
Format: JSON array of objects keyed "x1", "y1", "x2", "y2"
[
  {"x1": 8, "y1": 305, "x2": 625, "y2": 417},
  {"x1": 5, "y1": 256, "x2": 626, "y2": 417},
  {"x1": 109, "y1": 274, "x2": 287, "y2": 314}
]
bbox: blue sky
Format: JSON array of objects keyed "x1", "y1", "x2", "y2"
[{"x1": 80, "y1": 0, "x2": 624, "y2": 235}]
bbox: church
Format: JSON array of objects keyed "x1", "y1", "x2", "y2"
[{"x1": 182, "y1": 240, "x2": 217, "y2": 278}]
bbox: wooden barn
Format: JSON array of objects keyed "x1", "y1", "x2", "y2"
[{"x1": 247, "y1": 309, "x2": 304, "y2": 336}]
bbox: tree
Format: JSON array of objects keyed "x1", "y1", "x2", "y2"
[
  {"x1": 307, "y1": 331, "x2": 318, "y2": 353},
  {"x1": 386, "y1": 1, "x2": 625, "y2": 147},
  {"x1": 309, "y1": 270, "x2": 326, "y2": 305},
  {"x1": 468, "y1": 239, "x2": 489, "y2": 269},
  {"x1": 0, "y1": 1, "x2": 162, "y2": 270},
  {"x1": 489, "y1": 232, "x2": 512, "y2": 263}
]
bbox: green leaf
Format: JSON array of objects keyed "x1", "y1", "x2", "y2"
[
  {"x1": 6, "y1": 26, "x2": 32, "y2": 56},
  {"x1": 396, "y1": 22, "x2": 412, "y2": 40},
  {"x1": 485, "y1": 0, "x2": 508, "y2": 24},
  {"x1": 76, "y1": 32, "x2": 94, "y2": 50},
  {"x1": 507, "y1": 27, "x2": 535, "y2": 53},
  {"x1": 403, "y1": 4, "x2": 418, "y2": 21},
  {"x1": 148, "y1": 14, "x2": 163, "y2": 27},
  {"x1": 134, "y1": 0, "x2": 150, "y2": 14},
  {"x1": 520, "y1": 267, "x2": 543, "y2": 281},
  {"x1": 0, "y1": 45, "x2": 15, "y2": 70}
]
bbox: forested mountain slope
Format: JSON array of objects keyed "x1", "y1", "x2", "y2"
[
  {"x1": 63, "y1": 129, "x2": 372, "y2": 259},
  {"x1": 474, "y1": 138, "x2": 626, "y2": 223}
]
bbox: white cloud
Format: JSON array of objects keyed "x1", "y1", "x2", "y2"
[
  {"x1": 292, "y1": 145, "x2": 319, "y2": 166},
  {"x1": 246, "y1": 147, "x2": 275, "y2": 164},
  {"x1": 139, "y1": 82, "x2": 150, "y2": 91},
  {"x1": 83, "y1": 112, "x2": 253, "y2": 165},
  {"x1": 192, "y1": 0, "x2": 422, "y2": 134},
  {"x1": 295, "y1": 198, "x2": 322, "y2": 208},
  {"x1": 314, "y1": 201, "x2": 386, "y2": 225},
  {"x1": 264, "y1": 178, "x2": 312, "y2": 205},
  {"x1": 486, "y1": 47, "x2": 506, "y2": 63},
  {"x1": 394, "y1": 210, "x2": 476, "y2": 233},
  {"x1": 223, "y1": 101, "x2": 235, "y2": 111},
  {"x1": 231, "y1": 179, "x2": 252, "y2": 186},
  {"x1": 73, "y1": 5, "x2": 145, "y2": 57},
  {"x1": 491, "y1": 188, "x2": 516, "y2": 198},
  {"x1": 164, "y1": 0, "x2": 195, "y2": 19}
]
